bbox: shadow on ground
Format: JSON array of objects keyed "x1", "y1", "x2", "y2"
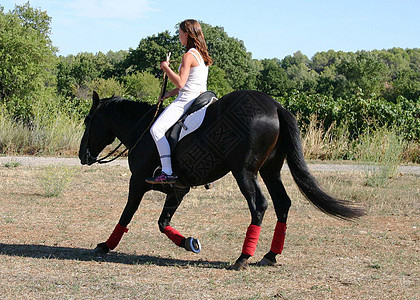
[{"x1": 0, "y1": 243, "x2": 229, "y2": 269}]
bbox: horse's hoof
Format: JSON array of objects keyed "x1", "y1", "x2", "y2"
[
  {"x1": 258, "y1": 257, "x2": 277, "y2": 267},
  {"x1": 228, "y1": 260, "x2": 249, "y2": 271},
  {"x1": 185, "y1": 237, "x2": 201, "y2": 253},
  {"x1": 93, "y1": 242, "x2": 109, "y2": 257}
]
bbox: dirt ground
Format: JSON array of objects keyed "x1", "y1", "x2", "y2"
[{"x1": 0, "y1": 157, "x2": 418, "y2": 299}]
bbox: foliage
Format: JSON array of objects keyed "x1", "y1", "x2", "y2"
[
  {"x1": 299, "y1": 114, "x2": 351, "y2": 160},
  {"x1": 0, "y1": 3, "x2": 57, "y2": 120},
  {"x1": 207, "y1": 65, "x2": 234, "y2": 97},
  {"x1": 123, "y1": 71, "x2": 160, "y2": 102},
  {"x1": 201, "y1": 23, "x2": 258, "y2": 90},
  {"x1": 86, "y1": 78, "x2": 126, "y2": 100},
  {"x1": 256, "y1": 58, "x2": 289, "y2": 97},
  {"x1": 123, "y1": 30, "x2": 182, "y2": 76},
  {"x1": 278, "y1": 90, "x2": 420, "y2": 140},
  {"x1": 0, "y1": 3, "x2": 418, "y2": 160},
  {"x1": 0, "y1": 102, "x2": 83, "y2": 155},
  {"x1": 56, "y1": 51, "x2": 123, "y2": 98}
]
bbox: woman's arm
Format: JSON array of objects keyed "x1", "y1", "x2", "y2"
[
  {"x1": 162, "y1": 88, "x2": 179, "y2": 100},
  {"x1": 161, "y1": 52, "x2": 197, "y2": 89}
]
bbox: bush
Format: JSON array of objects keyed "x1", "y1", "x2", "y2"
[
  {"x1": 278, "y1": 91, "x2": 419, "y2": 140},
  {"x1": 0, "y1": 99, "x2": 83, "y2": 156},
  {"x1": 86, "y1": 78, "x2": 127, "y2": 99},
  {"x1": 123, "y1": 71, "x2": 160, "y2": 102}
]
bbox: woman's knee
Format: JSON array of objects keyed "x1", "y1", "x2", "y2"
[{"x1": 150, "y1": 124, "x2": 166, "y2": 141}]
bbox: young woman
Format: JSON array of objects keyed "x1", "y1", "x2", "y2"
[{"x1": 146, "y1": 19, "x2": 213, "y2": 184}]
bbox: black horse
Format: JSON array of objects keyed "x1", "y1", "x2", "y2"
[{"x1": 79, "y1": 90, "x2": 364, "y2": 270}]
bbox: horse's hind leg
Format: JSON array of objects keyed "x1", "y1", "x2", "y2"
[
  {"x1": 258, "y1": 154, "x2": 291, "y2": 266},
  {"x1": 158, "y1": 188, "x2": 201, "y2": 253},
  {"x1": 229, "y1": 169, "x2": 268, "y2": 270}
]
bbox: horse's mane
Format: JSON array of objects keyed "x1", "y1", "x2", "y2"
[{"x1": 99, "y1": 96, "x2": 155, "y2": 120}]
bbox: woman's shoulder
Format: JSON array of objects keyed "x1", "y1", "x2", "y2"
[
  {"x1": 182, "y1": 51, "x2": 195, "y2": 61},
  {"x1": 185, "y1": 48, "x2": 203, "y2": 64}
]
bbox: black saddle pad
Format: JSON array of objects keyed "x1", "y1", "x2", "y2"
[{"x1": 166, "y1": 91, "x2": 217, "y2": 150}]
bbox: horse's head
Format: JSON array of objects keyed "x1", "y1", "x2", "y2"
[{"x1": 79, "y1": 91, "x2": 116, "y2": 165}]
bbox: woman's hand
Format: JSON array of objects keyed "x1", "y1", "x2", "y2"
[
  {"x1": 160, "y1": 61, "x2": 170, "y2": 70},
  {"x1": 162, "y1": 91, "x2": 171, "y2": 100},
  {"x1": 161, "y1": 88, "x2": 179, "y2": 100}
]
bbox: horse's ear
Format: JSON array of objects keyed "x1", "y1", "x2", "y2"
[{"x1": 92, "y1": 91, "x2": 100, "y2": 110}]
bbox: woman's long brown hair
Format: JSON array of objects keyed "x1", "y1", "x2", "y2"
[{"x1": 180, "y1": 19, "x2": 213, "y2": 66}]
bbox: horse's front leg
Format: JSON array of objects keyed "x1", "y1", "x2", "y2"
[
  {"x1": 158, "y1": 188, "x2": 201, "y2": 253},
  {"x1": 94, "y1": 175, "x2": 147, "y2": 255}
]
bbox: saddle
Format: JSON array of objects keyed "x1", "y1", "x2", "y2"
[{"x1": 165, "y1": 91, "x2": 217, "y2": 150}]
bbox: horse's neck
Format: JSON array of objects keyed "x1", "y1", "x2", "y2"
[{"x1": 105, "y1": 100, "x2": 155, "y2": 148}]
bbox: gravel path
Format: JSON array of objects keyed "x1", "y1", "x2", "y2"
[{"x1": 1, "y1": 156, "x2": 419, "y2": 175}]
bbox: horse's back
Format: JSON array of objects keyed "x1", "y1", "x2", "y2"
[{"x1": 173, "y1": 90, "x2": 280, "y2": 186}]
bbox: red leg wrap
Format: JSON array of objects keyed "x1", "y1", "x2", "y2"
[
  {"x1": 270, "y1": 222, "x2": 287, "y2": 254},
  {"x1": 106, "y1": 224, "x2": 129, "y2": 250},
  {"x1": 163, "y1": 226, "x2": 185, "y2": 246},
  {"x1": 242, "y1": 224, "x2": 262, "y2": 256}
]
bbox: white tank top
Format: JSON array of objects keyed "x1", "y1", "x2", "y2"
[{"x1": 179, "y1": 48, "x2": 208, "y2": 94}]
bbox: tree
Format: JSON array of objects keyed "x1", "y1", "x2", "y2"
[
  {"x1": 256, "y1": 58, "x2": 288, "y2": 97},
  {"x1": 281, "y1": 51, "x2": 318, "y2": 94},
  {"x1": 335, "y1": 51, "x2": 389, "y2": 98},
  {"x1": 123, "y1": 31, "x2": 182, "y2": 76},
  {"x1": 56, "y1": 52, "x2": 120, "y2": 98},
  {"x1": 207, "y1": 65, "x2": 233, "y2": 96},
  {"x1": 202, "y1": 23, "x2": 258, "y2": 90},
  {"x1": 310, "y1": 50, "x2": 347, "y2": 73},
  {"x1": 102, "y1": 50, "x2": 129, "y2": 79},
  {"x1": 0, "y1": 3, "x2": 57, "y2": 119},
  {"x1": 122, "y1": 23, "x2": 258, "y2": 91}
]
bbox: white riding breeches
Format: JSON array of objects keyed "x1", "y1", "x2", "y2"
[{"x1": 150, "y1": 91, "x2": 200, "y2": 175}]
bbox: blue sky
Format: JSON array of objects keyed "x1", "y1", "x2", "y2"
[{"x1": 3, "y1": 0, "x2": 419, "y2": 60}]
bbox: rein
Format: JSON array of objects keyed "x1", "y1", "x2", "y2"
[
  {"x1": 88, "y1": 106, "x2": 156, "y2": 164},
  {"x1": 87, "y1": 52, "x2": 171, "y2": 165}
]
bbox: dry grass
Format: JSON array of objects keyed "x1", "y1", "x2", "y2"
[
  {"x1": 0, "y1": 163, "x2": 419, "y2": 299},
  {"x1": 0, "y1": 107, "x2": 83, "y2": 156},
  {"x1": 301, "y1": 115, "x2": 351, "y2": 161}
]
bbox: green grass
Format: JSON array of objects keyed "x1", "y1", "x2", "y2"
[{"x1": 3, "y1": 161, "x2": 22, "y2": 168}]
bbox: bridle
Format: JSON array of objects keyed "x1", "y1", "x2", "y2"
[
  {"x1": 84, "y1": 104, "x2": 158, "y2": 164},
  {"x1": 84, "y1": 52, "x2": 171, "y2": 165}
]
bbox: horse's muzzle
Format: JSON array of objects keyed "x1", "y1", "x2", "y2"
[{"x1": 80, "y1": 149, "x2": 97, "y2": 166}]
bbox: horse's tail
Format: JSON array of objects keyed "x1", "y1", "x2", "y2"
[{"x1": 278, "y1": 106, "x2": 365, "y2": 220}]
